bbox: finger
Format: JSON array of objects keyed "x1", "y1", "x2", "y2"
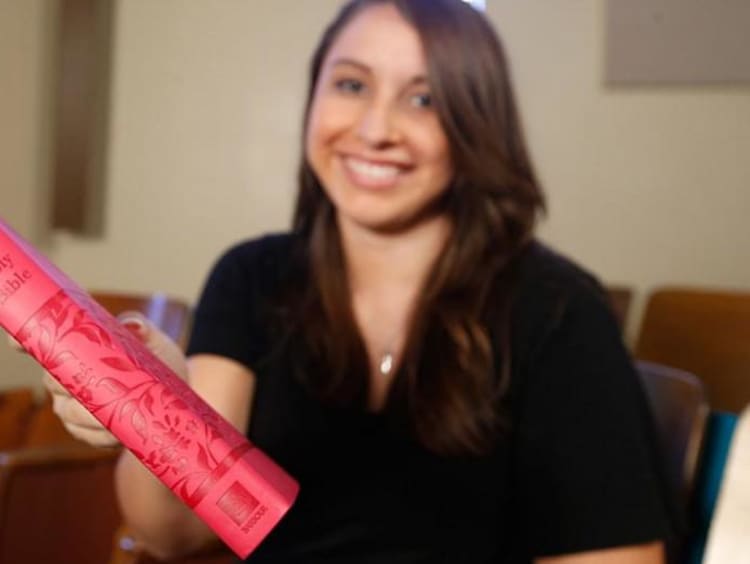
[
  {"x1": 62, "y1": 421, "x2": 119, "y2": 448},
  {"x1": 117, "y1": 311, "x2": 150, "y2": 342},
  {"x1": 51, "y1": 384, "x2": 121, "y2": 448},
  {"x1": 52, "y1": 394, "x2": 103, "y2": 430}
]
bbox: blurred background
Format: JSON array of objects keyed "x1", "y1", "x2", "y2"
[{"x1": 2, "y1": 0, "x2": 749, "y2": 391}]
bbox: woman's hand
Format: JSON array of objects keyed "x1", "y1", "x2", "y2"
[{"x1": 9, "y1": 311, "x2": 188, "y2": 448}]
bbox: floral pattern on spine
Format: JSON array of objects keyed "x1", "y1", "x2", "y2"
[{"x1": 17, "y1": 289, "x2": 250, "y2": 504}]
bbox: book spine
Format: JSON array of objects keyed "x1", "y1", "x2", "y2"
[{"x1": 0, "y1": 224, "x2": 297, "y2": 558}]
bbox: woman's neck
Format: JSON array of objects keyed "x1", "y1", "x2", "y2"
[
  {"x1": 338, "y1": 214, "x2": 453, "y2": 296},
  {"x1": 338, "y1": 213, "x2": 452, "y2": 408}
]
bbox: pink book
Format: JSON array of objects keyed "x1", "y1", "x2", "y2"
[{"x1": 0, "y1": 218, "x2": 299, "y2": 559}]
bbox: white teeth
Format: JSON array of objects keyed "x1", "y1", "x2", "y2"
[{"x1": 346, "y1": 157, "x2": 400, "y2": 180}]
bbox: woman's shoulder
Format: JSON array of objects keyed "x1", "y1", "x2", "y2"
[
  {"x1": 197, "y1": 231, "x2": 306, "y2": 308},
  {"x1": 211, "y1": 231, "x2": 304, "y2": 281},
  {"x1": 509, "y1": 240, "x2": 618, "y2": 354},
  {"x1": 516, "y1": 240, "x2": 604, "y2": 298}
]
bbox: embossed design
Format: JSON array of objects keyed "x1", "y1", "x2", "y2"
[
  {"x1": 1, "y1": 217, "x2": 298, "y2": 557},
  {"x1": 17, "y1": 289, "x2": 250, "y2": 508}
]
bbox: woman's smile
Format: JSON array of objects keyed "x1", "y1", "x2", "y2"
[{"x1": 340, "y1": 154, "x2": 413, "y2": 190}]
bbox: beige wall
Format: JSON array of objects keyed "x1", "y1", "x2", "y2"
[
  {"x1": 2, "y1": 0, "x2": 750, "y2": 389},
  {"x1": 487, "y1": 1, "x2": 750, "y2": 335},
  {"x1": 48, "y1": 0, "x2": 342, "y2": 303},
  {"x1": 0, "y1": 0, "x2": 56, "y2": 390},
  {"x1": 0, "y1": 0, "x2": 54, "y2": 243}
]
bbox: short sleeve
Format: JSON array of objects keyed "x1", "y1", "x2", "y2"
[
  {"x1": 512, "y1": 284, "x2": 674, "y2": 557},
  {"x1": 186, "y1": 240, "x2": 270, "y2": 371}
]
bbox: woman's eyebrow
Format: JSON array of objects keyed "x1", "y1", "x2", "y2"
[
  {"x1": 330, "y1": 57, "x2": 372, "y2": 73},
  {"x1": 329, "y1": 57, "x2": 429, "y2": 87},
  {"x1": 406, "y1": 76, "x2": 428, "y2": 87}
]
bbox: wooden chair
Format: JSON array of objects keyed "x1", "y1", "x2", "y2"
[
  {"x1": 0, "y1": 443, "x2": 121, "y2": 564},
  {"x1": 635, "y1": 361, "x2": 711, "y2": 563},
  {"x1": 635, "y1": 287, "x2": 750, "y2": 413},
  {"x1": 636, "y1": 361, "x2": 709, "y2": 505},
  {"x1": 606, "y1": 285, "x2": 633, "y2": 333},
  {"x1": 0, "y1": 388, "x2": 36, "y2": 451}
]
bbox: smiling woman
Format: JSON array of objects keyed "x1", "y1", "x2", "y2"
[{"x1": 37, "y1": 1, "x2": 678, "y2": 563}]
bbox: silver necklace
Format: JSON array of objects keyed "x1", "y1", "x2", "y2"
[{"x1": 378, "y1": 351, "x2": 394, "y2": 376}]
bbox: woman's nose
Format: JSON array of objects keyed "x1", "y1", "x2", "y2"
[{"x1": 356, "y1": 102, "x2": 399, "y2": 147}]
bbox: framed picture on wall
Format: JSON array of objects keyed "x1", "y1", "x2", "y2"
[{"x1": 606, "y1": 0, "x2": 750, "y2": 85}]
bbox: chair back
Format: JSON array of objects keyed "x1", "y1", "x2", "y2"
[
  {"x1": 0, "y1": 388, "x2": 36, "y2": 450},
  {"x1": 636, "y1": 361, "x2": 709, "y2": 504},
  {"x1": 0, "y1": 444, "x2": 121, "y2": 564},
  {"x1": 636, "y1": 287, "x2": 750, "y2": 413}
]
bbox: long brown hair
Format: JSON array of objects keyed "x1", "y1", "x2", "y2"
[{"x1": 291, "y1": 0, "x2": 545, "y2": 456}]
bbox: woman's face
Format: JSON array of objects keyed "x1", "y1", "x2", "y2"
[{"x1": 305, "y1": 3, "x2": 454, "y2": 234}]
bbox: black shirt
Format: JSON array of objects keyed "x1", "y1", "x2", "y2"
[{"x1": 187, "y1": 233, "x2": 675, "y2": 563}]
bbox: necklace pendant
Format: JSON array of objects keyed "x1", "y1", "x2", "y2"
[{"x1": 379, "y1": 352, "x2": 394, "y2": 376}]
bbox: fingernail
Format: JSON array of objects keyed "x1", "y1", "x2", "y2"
[{"x1": 120, "y1": 316, "x2": 146, "y2": 337}]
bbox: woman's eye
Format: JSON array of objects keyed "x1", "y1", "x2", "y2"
[
  {"x1": 334, "y1": 78, "x2": 365, "y2": 94},
  {"x1": 409, "y1": 92, "x2": 433, "y2": 109}
]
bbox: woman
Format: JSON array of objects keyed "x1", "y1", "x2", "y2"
[{"x1": 43, "y1": 0, "x2": 676, "y2": 561}]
